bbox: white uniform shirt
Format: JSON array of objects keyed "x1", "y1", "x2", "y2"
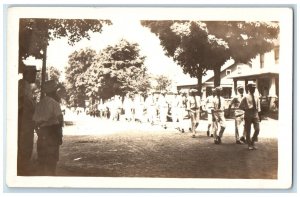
[
  {"x1": 229, "y1": 94, "x2": 245, "y2": 116},
  {"x1": 212, "y1": 96, "x2": 226, "y2": 112},
  {"x1": 158, "y1": 95, "x2": 168, "y2": 108},
  {"x1": 239, "y1": 93, "x2": 261, "y2": 112},
  {"x1": 205, "y1": 95, "x2": 215, "y2": 113},
  {"x1": 187, "y1": 95, "x2": 201, "y2": 110}
]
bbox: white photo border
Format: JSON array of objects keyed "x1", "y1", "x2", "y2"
[{"x1": 4, "y1": 6, "x2": 294, "y2": 189}]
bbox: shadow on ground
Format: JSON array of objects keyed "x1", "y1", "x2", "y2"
[{"x1": 56, "y1": 131, "x2": 277, "y2": 179}]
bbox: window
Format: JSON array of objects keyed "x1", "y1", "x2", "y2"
[{"x1": 226, "y1": 69, "x2": 231, "y2": 76}]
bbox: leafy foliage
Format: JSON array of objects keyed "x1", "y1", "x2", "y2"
[
  {"x1": 65, "y1": 48, "x2": 97, "y2": 107},
  {"x1": 19, "y1": 18, "x2": 112, "y2": 71},
  {"x1": 85, "y1": 39, "x2": 150, "y2": 100},
  {"x1": 65, "y1": 40, "x2": 150, "y2": 106},
  {"x1": 141, "y1": 20, "x2": 279, "y2": 87},
  {"x1": 154, "y1": 75, "x2": 172, "y2": 92}
]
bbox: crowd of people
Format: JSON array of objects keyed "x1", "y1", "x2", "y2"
[
  {"x1": 84, "y1": 82, "x2": 261, "y2": 151},
  {"x1": 18, "y1": 65, "x2": 262, "y2": 176}
]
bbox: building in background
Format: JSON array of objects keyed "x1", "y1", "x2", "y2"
[{"x1": 177, "y1": 44, "x2": 279, "y2": 112}]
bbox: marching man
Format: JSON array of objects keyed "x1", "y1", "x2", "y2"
[
  {"x1": 239, "y1": 82, "x2": 261, "y2": 150},
  {"x1": 211, "y1": 87, "x2": 226, "y2": 144},
  {"x1": 186, "y1": 89, "x2": 201, "y2": 138},
  {"x1": 228, "y1": 85, "x2": 246, "y2": 144}
]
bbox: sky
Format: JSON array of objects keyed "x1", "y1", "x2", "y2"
[{"x1": 25, "y1": 19, "x2": 197, "y2": 87}]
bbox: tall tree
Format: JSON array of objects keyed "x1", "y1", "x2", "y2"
[
  {"x1": 47, "y1": 66, "x2": 61, "y2": 82},
  {"x1": 65, "y1": 48, "x2": 97, "y2": 107},
  {"x1": 84, "y1": 39, "x2": 150, "y2": 100},
  {"x1": 154, "y1": 75, "x2": 172, "y2": 92},
  {"x1": 141, "y1": 20, "x2": 229, "y2": 92},
  {"x1": 19, "y1": 18, "x2": 111, "y2": 96}
]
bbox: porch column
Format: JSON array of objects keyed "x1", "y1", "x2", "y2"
[
  {"x1": 232, "y1": 79, "x2": 237, "y2": 97},
  {"x1": 244, "y1": 80, "x2": 248, "y2": 93},
  {"x1": 269, "y1": 77, "x2": 277, "y2": 111},
  {"x1": 255, "y1": 80, "x2": 260, "y2": 97},
  {"x1": 202, "y1": 87, "x2": 207, "y2": 99}
]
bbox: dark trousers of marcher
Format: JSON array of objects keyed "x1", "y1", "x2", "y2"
[
  {"x1": 17, "y1": 120, "x2": 34, "y2": 176},
  {"x1": 244, "y1": 109, "x2": 260, "y2": 147},
  {"x1": 37, "y1": 125, "x2": 62, "y2": 176}
]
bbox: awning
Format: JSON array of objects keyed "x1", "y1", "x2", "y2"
[{"x1": 228, "y1": 69, "x2": 279, "y2": 81}]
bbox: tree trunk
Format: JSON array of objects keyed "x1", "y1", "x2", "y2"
[
  {"x1": 197, "y1": 74, "x2": 202, "y2": 96},
  {"x1": 213, "y1": 66, "x2": 221, "y2": 87},
  {"x1": 40, "y1": 46, "x2": 47, "y2": 99}
]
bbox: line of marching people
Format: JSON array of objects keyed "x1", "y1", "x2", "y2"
[
  {"x1": 94, "y1": 81, "x2": 261, "y2": 151},
  {"x1": 205, "y1": 82, "x2": 261, "y2": 150}
]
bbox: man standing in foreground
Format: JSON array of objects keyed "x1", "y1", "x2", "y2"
[
  {"x1": 18, "y1": 65, "x2": 39, "y2": 175},
  {"x1": 239, "y1": 82, "x2": 261, "y2": 150},
  {"x1": 33, "y1": 80, "x2": 64, "y2": 175}
]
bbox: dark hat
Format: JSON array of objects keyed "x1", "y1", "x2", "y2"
[
  {"x1": 23, "y1": 65, "x2": 40, "y2": 73},
  {"x1": 43, "y1": 80, "x2": 58, "y2": 93}
]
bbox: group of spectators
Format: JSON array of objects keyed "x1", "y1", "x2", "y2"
[{"x1": 18, "y1": 66, "x2": 63, "y2": 176}]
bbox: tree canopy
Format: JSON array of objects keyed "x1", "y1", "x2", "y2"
[
  {"x1": 65, "y1": 40, "x2": 151, "y2": 107},
  {"x1": 65, "y1": 48, "x2": 97, "y2": 107},
  {"x1": 19, "y1": 18, "x2": 111, "y2": 68},
  {"x1": 141, "y1": 20, "x2": 279, "y2": 88},
  {"x1": 154, "y1": 75, "x2": 172, "y2": 92}
]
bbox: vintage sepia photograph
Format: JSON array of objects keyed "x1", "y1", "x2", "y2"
[{"x1": 5, "y1": 7, "x2": 293, "y2": 189}]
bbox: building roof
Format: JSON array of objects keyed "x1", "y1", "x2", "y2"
[
  {"x1": 176, "y1": 59, "x2": 235, "y2": 86},
  {"x1": 228, "y1": 66, "x2": 279, "y2": 80}
]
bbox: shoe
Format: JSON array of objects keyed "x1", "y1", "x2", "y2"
[
  {"x1": 214, "y1": 139, "x2": 219, "y2": 144},
  {"x1": 236, "y1": 140, "x2": 242, "y2": 144},
  {"x1": 210, "y1": 134, "x2": 214, "y2": 137},
  {"x1": 207, "y1": 131, "x2": 210, "y2": 137},
  {"x1": 240, "y1": 137, "x2": 246, "y2": 144},
  {"x1": 248, "y1": 146, "x2": 254, "y2": 150},
  {"x1": 181, "y1": 129, "x2": 185, "y2": 133},
  {"x1": 217, "y1": 136, "x2": 222, "y2": 144},
  {"x1": 192, "y1": 134, "x2": 196, "y2": 138}
]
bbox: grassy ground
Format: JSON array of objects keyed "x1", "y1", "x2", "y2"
[{"x1": 56, "y1": 130, "x2": 277, "y2": 179}]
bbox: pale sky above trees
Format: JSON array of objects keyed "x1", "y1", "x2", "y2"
[{"x1": 25, "y1": 19, "x2": 194, "y2": 85}]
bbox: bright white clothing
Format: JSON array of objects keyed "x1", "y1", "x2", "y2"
[
  {"x1": 239, "y1": 93, "x2": 261, "y2": 112},
  {"x1": 205, "y1": 95, "x2": 214, "y2": 113},
  {"x1": 212, "y1": 96, "x2": 226, "y2": 112},
  {"x1": 229, "y1": 94, "x2": 245, "y2": 117}
]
